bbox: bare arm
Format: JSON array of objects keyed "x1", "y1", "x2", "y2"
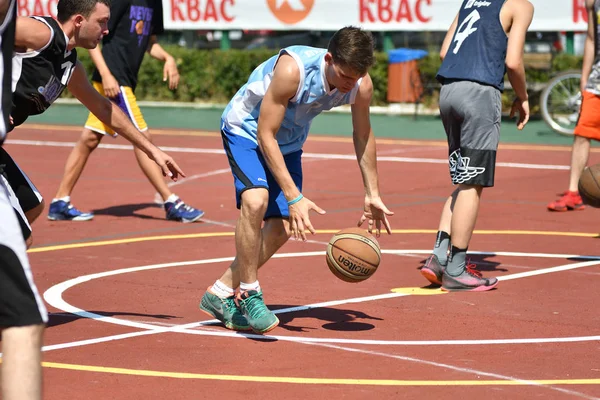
[
  {"x1": 351, "y1": 74, "x2": 379, "y2": 198},
  {"x1": 147, "y1": 35, "x2": 179, "y2": 89},
  {"x1": 257, "y1": 55, "x2": 301, "y2": 201},
  {"x1": 0, "y1": 0, "x2": 11, "y2": 25},
  {"x1": 505, "y1": 0, "x2": 534, "y2": 102},
  {"x1": 440, "y1": 13, "x2": 459, "y2": 60},
  {"x1": 14, "y1": 16, "x2": 51, "y2": 52},
  {"x1": 581, "y1": 0, "x2": 596, "y2": 91},
  {"x1": 67, "y1": 61, "x2": 184, "y2": 180},
  {"x1": 257, "y1": 54, "x2": 325, "y2": 240},
  {"x1": 351, "y1": 75, "x2": 393, "y2": 235},
  {"x1": 89, "y1": 46, "x2": 112, "y2": 79},
  {"x1": 87, "y1": 46, "x2": 121, "y2": 98}
]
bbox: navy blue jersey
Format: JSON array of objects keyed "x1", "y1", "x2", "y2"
[{"x1": 436, "y1": 0, "x2": 508, "y2": 91}]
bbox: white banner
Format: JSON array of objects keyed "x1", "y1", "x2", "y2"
[
  {"x1": 162, "y1": 0, "x2": 590, "y2": 31},
  {"x1": 16, "y1": 0, "x2": 590, "y2": 32}
]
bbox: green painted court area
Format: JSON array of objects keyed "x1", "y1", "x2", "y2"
[{"x1": 25, "y1": 102, "x2": 594, "y2": 147}]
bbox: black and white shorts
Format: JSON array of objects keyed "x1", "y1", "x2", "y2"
[
  {"x1": 0, "y1": 170, "x2": 48, "y2": 327},
  {"x1": 0, "y1": 147, "x2": 43, "y2": 240},
  {"x1": 439, "y1": 80, "x2": 501, "y2": 187}
]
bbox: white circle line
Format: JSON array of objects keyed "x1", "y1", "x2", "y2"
[{"x1": 41, "y1": 250, "x2": 600, "y2": 351}]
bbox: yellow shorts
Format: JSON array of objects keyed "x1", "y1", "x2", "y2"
[{"x1": 84, "y1": 81, "x2": 148, "y2": 137}]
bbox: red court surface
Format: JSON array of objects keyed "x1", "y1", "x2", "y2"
[{"x1": 2, "y1": 124, "x2": 600, "y2": 399}]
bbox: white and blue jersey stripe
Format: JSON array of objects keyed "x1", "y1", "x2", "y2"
[{"x1": 221, "y1": 45, "x2": 361, "y2": 155}]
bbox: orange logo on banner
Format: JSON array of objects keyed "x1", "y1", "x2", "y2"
[{"x1": 267, "y1": 0, "x2": 315, "y2": 25}]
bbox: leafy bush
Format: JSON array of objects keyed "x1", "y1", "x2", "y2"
[{"x1": 71, "y1": 46, "x2": 583, "y2": 112}]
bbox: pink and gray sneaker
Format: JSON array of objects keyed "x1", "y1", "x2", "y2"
[
  {"x1": 420, "y1": 254, "x2": 446, "y2": 286},
  {"x1": 441, "y1": 262, "x2": 498, "y2": 292}
]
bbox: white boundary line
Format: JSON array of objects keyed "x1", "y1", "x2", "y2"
[
  {"x1": 5, "y1": 139, "x2": 569, "y2": 171},
  {"x1": 41, "y1": 250, "x2": 600, "y2": 352}
]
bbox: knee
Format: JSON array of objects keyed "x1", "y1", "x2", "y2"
[
  {"x1": 240, "y1": 190, "x2": 268, "y2": 219},
  {"x1": 80, "y1": 131, "x2": 102, "y2": 151}
]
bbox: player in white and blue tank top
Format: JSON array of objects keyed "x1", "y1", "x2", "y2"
[
  {"x1": 222, "y1": 46, "x2": 360, "y2": 155},
  {"x1": 201, "y1": 27, "x2": 394, "y2": 334}
]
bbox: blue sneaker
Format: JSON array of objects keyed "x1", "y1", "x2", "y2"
[
  {"x1": 47, "y1": 200, "x2": 94, "y2": 221},
  {"x1": 164, "y1": 199, "x2": 204, "y2": 223}
]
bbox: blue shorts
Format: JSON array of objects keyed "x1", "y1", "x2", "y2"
[{"x1": 221, "y1": 130, "x2": 302, "y2": 219}]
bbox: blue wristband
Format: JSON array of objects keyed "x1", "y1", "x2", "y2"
[{"x1": 287, "y1": 194, "x2": 304, "y2": 206}]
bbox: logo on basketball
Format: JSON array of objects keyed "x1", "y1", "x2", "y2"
[{"x1": 267, "y1": 0, "x2": 314, "y2": 25}]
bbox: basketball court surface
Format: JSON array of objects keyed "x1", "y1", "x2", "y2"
[{"x1": 1, "y1": 123, "x2": 599, "y2": 399}]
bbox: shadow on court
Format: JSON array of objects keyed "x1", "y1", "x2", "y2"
[
  {"x1": 269, "y1": 305, "x2": 382, "y2": 334},
  {"x1": 46, "y1": 310, "x2": 180, "y2": 328},
  {"x1": 92, "y1": 202, "x2": 163, "y2": 220}
]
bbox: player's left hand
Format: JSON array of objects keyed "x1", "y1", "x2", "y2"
[
  {"x1": 149, "y1": 148, "x2": 185, "y2": 181},
  {"x1": 358, "y1": 196, "x2": 393, "y2": 236},
  {"x1": 510, "y1": 97, "x2": 529, "y2": 130},
  {"x1": 163, "y1": 57, "x2": 180, "y2": 90}
]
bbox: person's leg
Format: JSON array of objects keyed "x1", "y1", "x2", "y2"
[
  {"x1": 0, "y1": 178, "x2": 48, "y2": 400},
  {"x1": 548, "y1": 92, "x2": 599, "y2": 211},
  {"x1": 133, "y1": 128, "x2": 174, "y2": 201},
  {"x1": 1, "y1": 324, "x2": 45, "y2": 400},
  {"x1": 116, "y1": 85, "x2": 203, "y2": 222},
  {"x1": 47, "y1": 128, "x2": 100, "y2": 221},
  {"x1": 439, "y1": 81, "x2": 499, "y2": 292},
  {"x1": 53, "y1": 128, "x2": 102, "y2": 199},
  {"x1": 217, "y1": 217, "x2": 290, "y2": 289},
  {"x1": 421, "y1": 83, "x2": 457, "y2": 285},
  {"x1": 567, "y1": 135, "x2": 591, "y2": 191}
]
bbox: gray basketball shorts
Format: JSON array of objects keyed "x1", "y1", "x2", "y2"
[{"x1": 439, "y1": 80, "x2": 501, "y2": 187}]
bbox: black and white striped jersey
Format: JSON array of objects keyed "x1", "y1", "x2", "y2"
[{"x1": 11, "y1": 16, "x2": 77, "y2": 128}]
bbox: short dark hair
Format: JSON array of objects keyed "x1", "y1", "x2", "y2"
[
  {"x1": 56, "y1": 0, "x2": 111, "y2": 23},
  {"x1": 327, "y1": 26, "x2": 375, "y2": 75}
]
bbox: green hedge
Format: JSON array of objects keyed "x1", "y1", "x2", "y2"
[{"x1": 72, "y1": 46, "x2": 583, "y2": 111}]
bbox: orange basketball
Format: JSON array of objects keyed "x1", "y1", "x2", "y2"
[
  {"x1": 578, "y1": 163, "x2": 600, "y2": 208},
  {"x1": 326, "y1": 228, "x2": 381, "y2": 283}
]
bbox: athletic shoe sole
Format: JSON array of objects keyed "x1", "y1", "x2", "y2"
[
  {"x1": 198, "y1": 300, "x2": 251, "y2": 331},
  {"x1": 250, "y1": 316, "x2": 280, "y2": 334},
  {"x1": 420, "y1": 267, "x2": 442, "y2": 285},
  {"x1": 47, "y1": 213, "x2": 94, "y2": 221},
  {"x1": 181, "y1": 210, "x2": 205, "y2": 223},
  {"x1": 442, "y1": 280, "x2": 499, "y2": 292}
]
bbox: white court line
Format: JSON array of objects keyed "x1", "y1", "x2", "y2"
[
  {"x1": 41, "y1": 250, "x2": 600, "y2": 353},
  {"x1": 5, "y1": 139, "x2": 569, "y2": 171},
  {"x1": 302, "y1": 342, "x2": 597, "y2": 399}
]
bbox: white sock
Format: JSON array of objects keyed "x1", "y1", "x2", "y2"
[
  {"x1": 210, "y1": 280, "x2": 234, "y2": 298},
  {"x1": 165, "y1": 194, "x2": 179, "y2": 204},
  {"x1": 52, "y1": 196, "x2": 70, "y2": 203},
  {"x1": 240, "y1": 281, "x2": 261, "y2": 293}
]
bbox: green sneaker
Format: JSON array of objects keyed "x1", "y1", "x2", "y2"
[
  {"x1": 199, "y1": 289, "x2": 250, "y2": 331},
  {"x1": 235, "y1": 290, "x2": 279, "y2": 334}
]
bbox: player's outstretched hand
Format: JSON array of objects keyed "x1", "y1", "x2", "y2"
[
  {"x1": 149, "y1": 148, "x2": 185, "y2": 181},
  {"x1": 358, "y1": 196, "x2": 393, "y2": 237},
  {"x1": 164, "y1": 57, "x2": 180, "y2": 90},
  {"x1": 288, "y1": 196, "x2": 326, "y2": 241},
  {"x1": 510, "y1": 97, "x2": 529, "y2": 130}
]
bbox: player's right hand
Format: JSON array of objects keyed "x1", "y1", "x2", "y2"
[
  {"x1": 510, "y1": 98, "x2": 530, "y2": 130},
  {"x1": 102, "y1": 74, "x2": 120, "y2": 98},
  {"x1": 149, "y1": 148, "x2": 185, "y2": 181},
  {"x1": 288, "y1": 196, "x2": 326, "y2": 241}
]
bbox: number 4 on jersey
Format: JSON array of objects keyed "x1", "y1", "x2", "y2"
[{"x1": 452, "y1": 10, "x2": 481, "y2": 54}]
